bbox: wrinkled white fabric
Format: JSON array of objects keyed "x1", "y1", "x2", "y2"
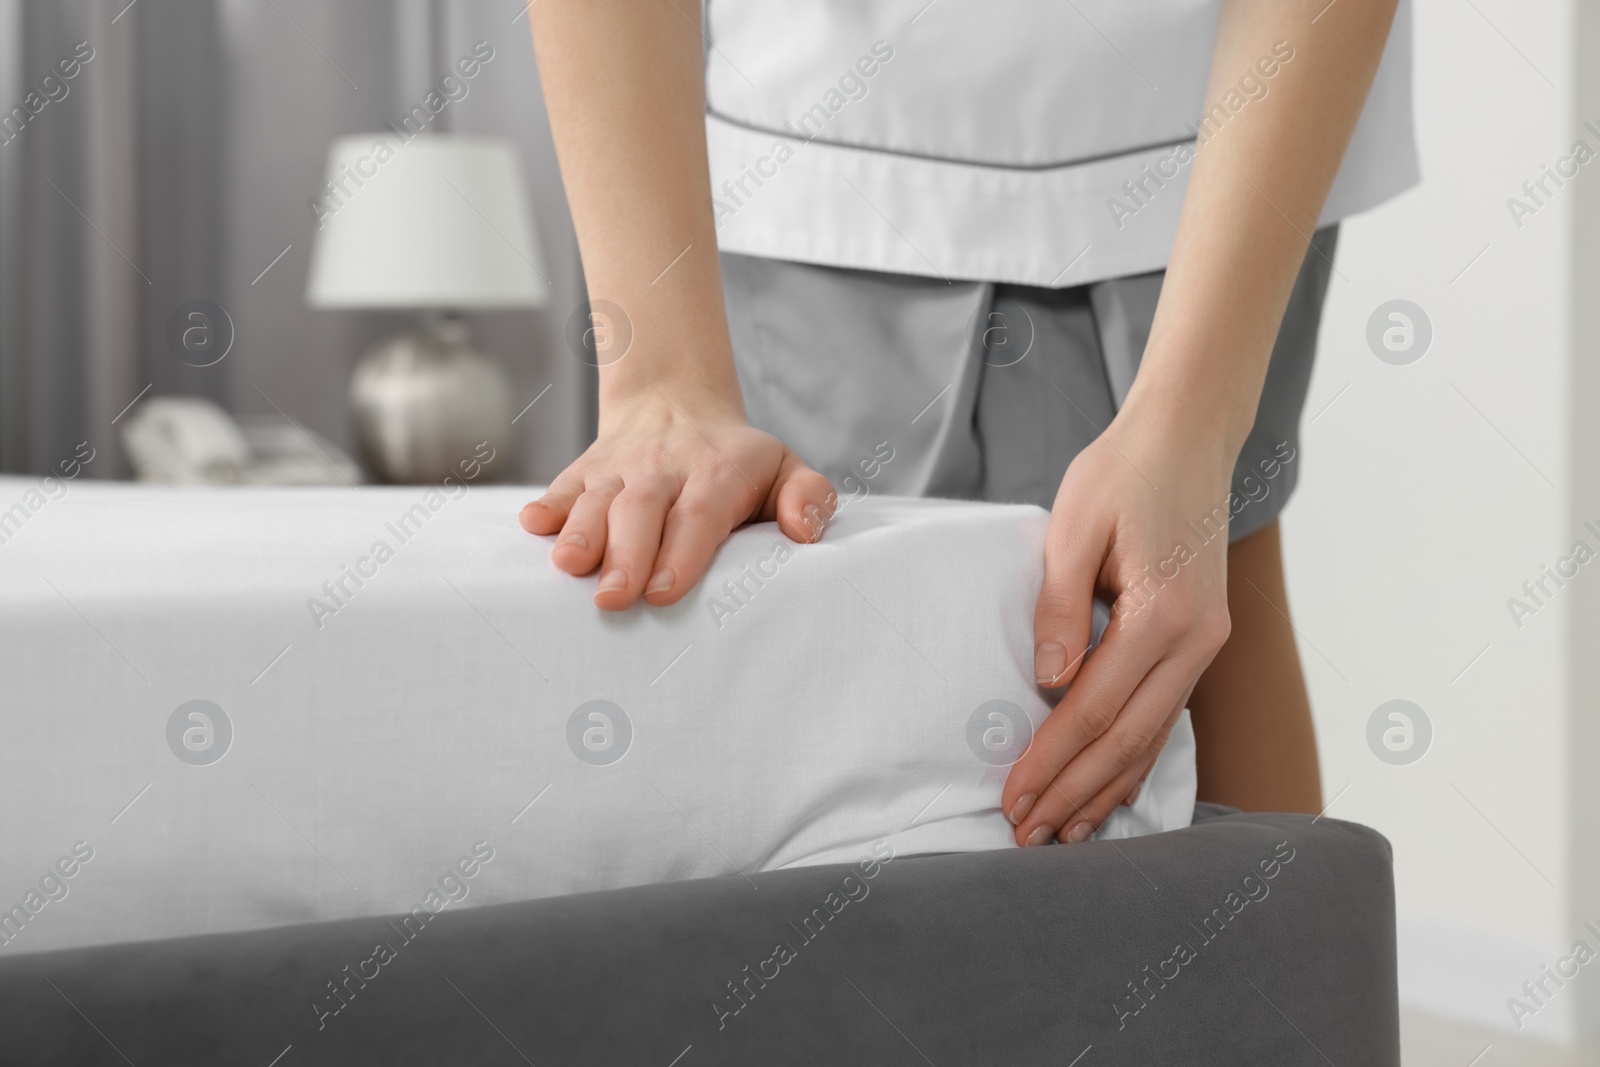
[{"x1": 0, "y1": 480, "x2": 1193, "y2": 955}]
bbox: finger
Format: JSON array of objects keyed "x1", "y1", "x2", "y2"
[
  {"x1": 1016, "y1": 673, "x2": 1189, "y2": 847},
  {"x1": 1001, "y1": 607, "x2": 1165, "y2": 825},
  {"x1": 1122, "y1": 768, "x2": 1150, "y2": 808},
  {"x1": 643, "y1": 486, "x2": 746, "y2": 606},
  {"x1": 1032, "y1": 507, "x2": 1108, "y2": 688},
  {"x1": 1056, "y1": 749, "x2": 1160, "y2": 844},
  {"x1": 549, "y1": 480, "x2": 620, "y2": 575},
  {"x1": 1132, "y1": 675, "x2": 1196, "y2": 809},
  {"x1": 1022, "y1": 672, "x2": 1188, "y2": 846},
  {"x1": 1122, "y1": 680, "x2": 1195, "y2": 807},
  {"x1": 1060, "y1": 704, "x2": 1182, "y2": 840},
  {"x1": 593, "y1": 481, "x2": 674, "y2": 611},
  {"x1": 761, "y1": 450, "x2": 835, "y2": 544},
  {"x1": 520, "y1": 471, "x2": 584, "y2": 535}
]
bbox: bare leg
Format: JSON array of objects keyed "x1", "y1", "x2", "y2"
[{"x1": 1187, "y1": 519, "x2": 1322, "y2": 814}]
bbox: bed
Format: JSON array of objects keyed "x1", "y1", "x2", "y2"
[{"x1": 0, "y1": 476, "x2": 1398, "y2": 1063}]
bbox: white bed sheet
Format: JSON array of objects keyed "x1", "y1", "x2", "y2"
[{"x1": 0, "y1": 477, "x2": 1193, "y2": 956}]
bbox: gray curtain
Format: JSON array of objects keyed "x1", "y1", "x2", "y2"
[{"x1": 0, "y1": 0, "x2": 591, "y2": 481}]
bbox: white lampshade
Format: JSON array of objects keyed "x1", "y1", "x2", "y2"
[{"x1": 306, "y1": 134, "x2": 548, "y2": 310}]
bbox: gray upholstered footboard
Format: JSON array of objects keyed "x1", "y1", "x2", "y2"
[{"x1": 0, "y1": 806, "x2": 1397, "y2": 1065}]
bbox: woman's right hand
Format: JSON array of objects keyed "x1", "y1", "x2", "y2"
[
  {"x1": 526, "y1": 0, "x2": 830, "y2": 609},
  {"x1": 519, "y1": 395, "x2": 835, "y2": 611}
]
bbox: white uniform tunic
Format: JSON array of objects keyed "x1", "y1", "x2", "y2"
[{"x1": 704, "y1": 0, "x2": 1418, "y2": 286}]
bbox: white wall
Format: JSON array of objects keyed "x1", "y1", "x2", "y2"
[{"x1": 1284, "y1": 0, "x2": 1592, "y2": 1045}]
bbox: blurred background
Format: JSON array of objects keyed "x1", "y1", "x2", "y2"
[
  {"x1": 0, "y1": 0, "x2": 592, "y2": 487},
  {"x1": 1285, "y1": 1, "x2": 1598, "y2": 1062},
  {"x1": 1, "y1": 0, "x2": 1596, "y2": 1063}
]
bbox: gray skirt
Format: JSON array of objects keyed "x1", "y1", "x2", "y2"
[{"x1": 721, "y1": 226, "x2": 1338, "y2": 543}]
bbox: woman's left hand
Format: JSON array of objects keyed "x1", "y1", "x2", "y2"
[
  {"x1": 1000, "y1": 402, "x2": 1238, "y2": 846},
  {"x1": 990, "y1": 0, "x2": 1404, "y2": 847}
]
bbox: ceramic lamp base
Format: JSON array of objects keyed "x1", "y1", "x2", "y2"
[{"x1": 349, "y1": 315, "x2": 511, "y2": 484}]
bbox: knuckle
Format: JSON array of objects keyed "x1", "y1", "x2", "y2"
[
  {"x1": 1149, "y1": 717, "x2": 1178, "y2": 751},
  {"x1": 671, "y1": 493, "x2": 721, "y2": 524},
  {"x1": 588, "y1": 473, "x2": 625, "y2": 496},
  {"x1": 614, "y1": 482, "x2": 668, "y2": 513},
  {"x1": 607, "y1": 494, "x2": 642, "y2": 519},
  {"x1": 1196, "y1": 607, "x2": 1232, "y2": 649},
  {"x1": 545, "y1": 477, "x2": 585, "y2": 504},
  {"x1": 1110, "y1": 598, "x2": 1155, "y2": 635},
  {"x1": 808, "y1": 464, "x2": 839, "y2": 491},
  {"x1": 1077, "y1": 699, "x2": 1118, "y2": 738},
  {"x1": 699, "y1": 463, "x2": 755, "y2": 498},
  {"x1": 1048, "y1": 788, "x2": 1090, "y2": 827},
  {"x1": 547, "y1": 466, "x2": 582, "y2": 491},
  {"x1": 1034, "y1": 590, "x2": 1080, "y2": 628},
  {"x1": 1113, "y1": 724, "x2": 1156, "y2": 766},
  {"x1": 1153, "y1": 600, "x2": 1192, "y2": 640}
]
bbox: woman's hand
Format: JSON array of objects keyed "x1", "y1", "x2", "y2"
[
  {"x1": 526, "y1": 0, "x2": 839, "y2": 609},
  {"x1": 1000, "y1": 402, "x2": 1236, "y2": 845},
  {"x1": 993, "y1": 0, "x2": 1401, "y2": 844},
  {"x1": 520, "y1": 394, "x2": 834, "y2": 611}
]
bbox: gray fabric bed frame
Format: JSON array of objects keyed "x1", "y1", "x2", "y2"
[{"x1": 0, "y1": 805, "x2": 1398, "y2": 1065}]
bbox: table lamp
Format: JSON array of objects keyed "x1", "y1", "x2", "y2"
[{"x1": 306, "y1": 133, "x2": 547, "y2": 483}]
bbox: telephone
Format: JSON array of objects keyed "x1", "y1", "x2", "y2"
[{"x1": 121, "y1": 396, "x2": 362, "y2": 486}]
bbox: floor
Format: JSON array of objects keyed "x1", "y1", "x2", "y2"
[{"x1": 1401, "y1": 1008, "x2": 1595, "y2": 1066}]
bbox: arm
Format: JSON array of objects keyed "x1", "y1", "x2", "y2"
[
  {"x1": 1002, "y1": 0, "x2": 1399, "y2": 844},
  {"x1": 523, "y1": 1, "x2": 833, "y2": 609}
]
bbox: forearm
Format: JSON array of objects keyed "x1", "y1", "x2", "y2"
[
  {"x1": 1121, "y1": 0, "x2": 1399, "y2": 453},
  {"x1": 530, "y1": 0, "x2": 743, "y2": 420}
]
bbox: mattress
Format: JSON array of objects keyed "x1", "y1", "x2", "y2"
[{"x1": 0, "y1": 476, "x2": 1194, "y2": 957}]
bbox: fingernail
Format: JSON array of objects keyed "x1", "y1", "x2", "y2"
[
  {"x1": 557, "y1": 533, "x2": 587, "y2": 550},
  {"x1": 1008, "y1": 794, "x2": 1036, "y2": 826},
  {"x1": 646, "y1": 569, "x2": 674, "y2": 596},
  {"x1": 1024, "y1": 825, "x2": 1054, "y2": 848},
  {"x1": 1034, "y1": 642, "x2": 1067, "y2": 684},
  {"x1": 597, "y1": 570, "x2": 626, "y2": 594},
  {"x1": 802, "y1": 503, "x2": 826, "y2": 541},
  {"x1": 1066, "y1": 821, "x2": 1093, "y2": 844}
]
